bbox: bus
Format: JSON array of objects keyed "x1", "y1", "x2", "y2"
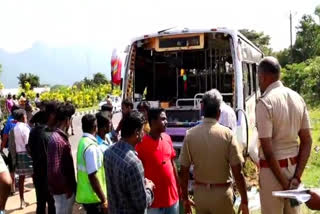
[{"x1": 122, "y1": 28, "x2": 263, "y2": 161}]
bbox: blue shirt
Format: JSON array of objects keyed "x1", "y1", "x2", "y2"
[
  {"x1": 96, "y1": 135, "x2": 110, "y2": 153},
  {"x1": 104, "y1": 141, "x2": 154, "y2": 214},
  {"x1": 3, "y1": 115, "x2": 17, "y2": 148},
  {"x1": 3, "y1": 115, "x2": 16, "y2": 135}
]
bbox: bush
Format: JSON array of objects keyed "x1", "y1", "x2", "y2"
[
  {"x1": 40, "y1": 83, "x2": 121, "y2": 109},
  {"x1": 282, "y1": 56, "x2": 320, "y2": 106}
]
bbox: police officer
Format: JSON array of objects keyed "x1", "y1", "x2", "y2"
[
  {"x1": 256, "y1": 57, "x2": 312, "y2": 214},
  {"x1": 179, "y1": 89, "x2": 248, "y2": 214}
]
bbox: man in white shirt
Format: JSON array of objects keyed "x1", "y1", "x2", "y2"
[
  {"x1": 209, "y1": 90, "x2": 237, "y2": 134},
  {"x1": 219, "y1": 101, "x2": 237, "y2": 134},
  {"x1": 13, "y1": 109, "x2": 32, "y2": 208}
]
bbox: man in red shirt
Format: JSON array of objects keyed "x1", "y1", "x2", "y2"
[{"x1": 136, "y1": 108, "x2": 180, "y2": 214}]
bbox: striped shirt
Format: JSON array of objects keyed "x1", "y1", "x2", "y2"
[
  {"x1": 104, "y1": 141, "x2": 154, "y2": 214},
  {"x1": 47, "y1": 128, "x2": 76, "y2": 195}
]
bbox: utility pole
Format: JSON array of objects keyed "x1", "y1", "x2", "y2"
[
  {"x1": 290, "y1": 11, "x2": 293, "y2": 49},
  {"x1": 289, "y1": 11, "x2": 297, "y2": 62},
  {"x1": 290, "y1": 11, "x2": 293, "y2": 62}
]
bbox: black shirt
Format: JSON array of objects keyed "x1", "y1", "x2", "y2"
[{"x1": 27, "y1": 124, "x2": 52, "y2": 174}]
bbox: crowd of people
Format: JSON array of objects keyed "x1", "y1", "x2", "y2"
[{"x1": 0, "y1": 56, "x2": 320, "y2": 214}]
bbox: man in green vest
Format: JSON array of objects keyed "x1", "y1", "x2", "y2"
[{"x1": 76, "y1": 114, "x2": 108, "y2": 214}]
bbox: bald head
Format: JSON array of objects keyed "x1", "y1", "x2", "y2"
[
  {"x1": 258, "y1": 56, "x2": 281, "y2": 79},
  {"x1": 258, "y1": 56, "x2": 282, "y2": 93}
]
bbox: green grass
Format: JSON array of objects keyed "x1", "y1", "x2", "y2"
[{"x1": 302, "y1": 108, "x2": 320, "y2": 188}]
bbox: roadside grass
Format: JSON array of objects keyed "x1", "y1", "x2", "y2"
[{"x1": 302, "y1": 108, "x2": 320, "y2": 188}]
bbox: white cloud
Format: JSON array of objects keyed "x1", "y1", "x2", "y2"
[{"x1": 0, "y1": 0, "x2": 319, "y2": 53}]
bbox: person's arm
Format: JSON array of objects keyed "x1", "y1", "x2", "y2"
[
  {"x1": 126, "y1": 162, "x2": 154, "y2": 211},
  {"x1": 306, "y1": 190, "x2": 320, "y2": 210},
  {"x1": 115, "y1": 119, "x2": 123, "y2": 133},
  {"x1": 292, "y1": 105, "x2": 312, "y2": 187},
  {"x1": 84, "y1": 146, "x2": 107, "y2": 206},
  {"x1": 228, "y1": 135, "x2": 248, "y2": 214},
  {"x1": 290, "y1": 128, "x2": 312, "y2": 188},
  {"x1": 231, "y1": 164, "x2": 248, "y2": 213},
  {"x1": 168, "y1": 137, "x2": 181, "y2": 197},
  {"x1": 179, "y1": 166, "x2": 189, "y2": 201},
  {"x1": 178, "y1": 133, "x2": 194, "y2": 214},
  {"x1": 8, "y1": 130, "x2": 16, "y2": 169},
  {"x1": 0, "y1": 169, "x2": 12, "y2": 210},
  {"x1": 61, "y1": 143, "x2": 76, "y2": 197},
  {"x1": 88, "y1": 172, "x2": 107, "y2": 205},
  {"x1": 260, "y1": 138, "x2": 290, "y2": 189},
  {"x1": 171, "y1": 160, "x2": 181, "y2": 197},
  {"x1": 0, "y1": 134, "x2": 8, "y2": 152}
]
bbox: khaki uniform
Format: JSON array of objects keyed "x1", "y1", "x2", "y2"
[
  {"x1": 179, "y1": 118, "x2": 244, "y2": 214},
  {"x1": 256, "y1": 81, "x2": 311, "y2": 214}
]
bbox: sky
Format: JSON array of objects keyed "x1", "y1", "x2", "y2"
[{"x1": 0, "y1": 0, "x2": 319, "y2": 87}]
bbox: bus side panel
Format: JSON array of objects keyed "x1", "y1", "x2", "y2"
[
  {"x1": 233, "y1": 36, "x2": 246, "y2": 149},
  {"x1": 245, "y1": 95, "x2": 259, "y2": 163},
  {"x1": 235, "y1": 35, "x2": 263, "y2": 159}
]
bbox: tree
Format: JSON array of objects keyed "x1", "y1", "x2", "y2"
[
  {"x1": 292, "y1": 15, "x2": 320, "y2": 63},
  {"x1": 281, "y1": 62, "x2": 307, "y2": 93},
  {"x1": 93, "y1": 72, "x2": 108, "y2": 85},
  {"x1": 51, "y1": 84, "x2": 68, "y2": 91},
  {"x1": 239, "y1": 29, "x2": 273, "y2": 55},
  {"x1": 83, "y1": 77, "x2": 94, "y2": 87},
  {"x1": 281, "y1": 57, "x2": 320, "y2": 106},
  {"x1": 315, "y1": 5, "x2": 320, "y2": 23},
  {"x1": 17, "y1": 73, "x2": 40, "y2": 89},
  {"x1": 301, "y1": 57, "x2": 320, "y2": 103},
  {"x1": 276, "y1": 48, "x2": 291, "y2": 67}
]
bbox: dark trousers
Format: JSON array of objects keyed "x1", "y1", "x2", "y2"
[
  {"x1": 83, "y1": 203, "x2": 103, "y2": 214},
  {"x1": 33, "y1": 174, "x2": 56, "y2": 214}
]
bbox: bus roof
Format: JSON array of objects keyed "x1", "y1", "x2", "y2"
[{"x1": 129, "y1": 27, "x2": 263, "y2": 55}]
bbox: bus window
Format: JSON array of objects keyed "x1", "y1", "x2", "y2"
[
  {"x1": 242, "y1": 62, "x2": 253, "y2": 99},
  {"x1": 252, "y1": 64, "x2": 258, "y2": 93}
]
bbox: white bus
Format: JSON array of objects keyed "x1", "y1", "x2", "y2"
[{"x1": 122, "y1": 28, "x2": 263, "y2": 159}]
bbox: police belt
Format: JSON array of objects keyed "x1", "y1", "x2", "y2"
[
  {"x1": 194, "y1": 181, "x2": 231, "y2": 189},
  {"x1": 259, "y1": 156, "x2": 298, "y2": 168}
]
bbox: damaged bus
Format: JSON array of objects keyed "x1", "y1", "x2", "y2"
[{"x1": 122, "y1": 28, "x2": 263, "y2": 159}]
